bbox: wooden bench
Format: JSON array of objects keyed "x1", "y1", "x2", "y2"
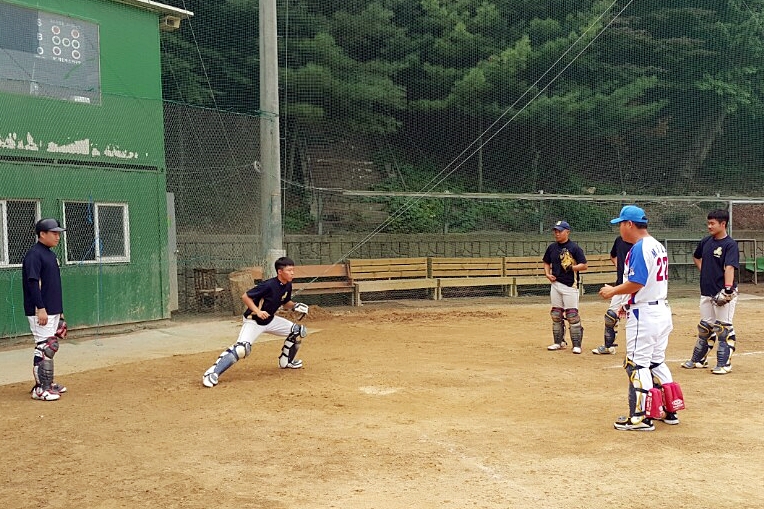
[
  {"x1": 504, "y1": 256, "x2": 547, "y2": 297},
  {"x1": 347, "y1": 257, "x2": 437, "y2": 306},
  {"x1": 291, "y1": 264, "x2": 354, "y2": 303},
  {"x1": 579, "y1": 253, "x2": 616, "y2": 291},
  {"x1": 431, "y1": 257, "x2": 514, "y2": 299}
]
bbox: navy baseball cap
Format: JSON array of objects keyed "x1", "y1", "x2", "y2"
[
  {"x1": 610, "y1": 205, "x2": 648, "y2": 225},
  {"x1": 552, "y1": 220, "x2": 571, "y2": 231},
  {"x1": 35, "y1": 218, "x2": 66, "y2": 234}
]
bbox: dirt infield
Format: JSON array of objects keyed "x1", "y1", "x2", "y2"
[{"x1": 2, "y1": 290, "x2": 764, "y2": 509}]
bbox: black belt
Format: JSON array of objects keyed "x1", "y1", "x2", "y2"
[{"x1": 624, "y1": 300, "x2": 664, "y2": 310}]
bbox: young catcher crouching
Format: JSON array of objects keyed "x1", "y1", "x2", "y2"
[{"x1": 202, "y1": 257, "x2": 309, "y2": 388}]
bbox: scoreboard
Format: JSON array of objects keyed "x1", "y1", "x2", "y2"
[{"x1": 0, "y1": 1, "x2": 101, "y2": 105}]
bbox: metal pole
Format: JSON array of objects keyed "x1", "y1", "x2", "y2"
[{"x1": 260, "y1": 0, "x2": 284, "y2": 277}]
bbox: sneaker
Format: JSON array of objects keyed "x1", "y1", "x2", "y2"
[
  {"x1": 547, "y1": 342, "x2": 567, "y2": 351},
  {"x1": 51, "y1": 382, "x2": 67, "y2": 394},
  {"x1": 281, "y1": 359, "x2": 303, "y2": 369},
  {"x1": 659, "y1": 412, "x2": 680, "y2": 425},
  {"x1": 711, "y1": 364, "x2": 732, "y2": 375},
  {"x1": 592, "y1": 345, "x2": 616, "y2": 355},
  {"x1": 613, "y1": 416, "x2": 654, "y2": 431},
  {"x1": 681, "y1": 359, "x2": 708, "y2": 369},
  {"x1": 572, "y1": 346, "x2": 582, "y2": 354},
  {"x1": 202, "y1": 370, "x2": 219, "y2": 388},
  {"x1": 31, "y1": 387, "x2": 61, "y2": 401}
]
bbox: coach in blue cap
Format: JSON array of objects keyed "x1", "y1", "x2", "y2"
[{"x1": 600, "y1": 205, "x2": 683, "y2": 431}]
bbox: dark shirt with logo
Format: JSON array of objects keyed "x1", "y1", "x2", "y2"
[
  {"x1": 543, "y1": 240, "x2": 587, "y2": 288},
  {"x1": 243, "y1": 277, "x2": 292, "y2": 325}
]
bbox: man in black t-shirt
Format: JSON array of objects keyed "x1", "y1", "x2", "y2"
[
  {"x1": 202, "y1": 257, "x2": 311, "y2": 388},
  {"x1": 681, "y1": 209, "x2": 739, "y2": 374},
  {"x1": 22, "y1": 218, "x2": 68, "y2": 401},
  {"x1": 592, "y1": 235, "x2": 633, "y2": 355},
  {"x1": 542, "y1": 221, "x2": 588, "y2": 353}
]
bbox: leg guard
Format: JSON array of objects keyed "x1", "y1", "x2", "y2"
[
  {"x1": 565, "y1": 308, "x2": 583, "y2": 348},
  {"x1": 279, "y1": 324, "x2": 307, "y2": 368},
  {"x1": 551, "y1": 307, "x2": 566, "y2": 346},
  {"x1": 624, "y1": 358, "x2": 653, "y2": 421},
  {"x1": 209, "y1": 341, "x2": 252, "y2": 377},
  {"x1": 690, "y1": 320, "x2": 716, "y2": 364},
  {"x1": 32, "y1": 337, "x2": 58, "y2": 390},
  {"x1": 714, "y1": 321, "x2": 735, "y2": 368},
  {"x1": 603, "y1": 309, "x2": 619, "y2": 348}
]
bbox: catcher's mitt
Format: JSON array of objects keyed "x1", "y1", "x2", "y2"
[
  {"x1": 711, "y1": 287, "x2": 737, "y2": 306},
  {"x1": 55, "y1": 319, "x2": 68, "y2": 340}
]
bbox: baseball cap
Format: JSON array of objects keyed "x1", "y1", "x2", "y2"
[
  {"x1": 552, "y1": 220, "x2": 571, "y2": 231},
  {"x1": 35, "y1": 218, "x2": 66, "y2": 234},
  {"x1": 610, "y1": 205, "x2": 648, "y2": 225}
]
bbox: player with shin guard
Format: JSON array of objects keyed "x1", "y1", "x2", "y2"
[
  {"x1": 543, "y1": 221, "x2": 588, "y2": 354},
  {"x1": 22, "y1": 218, "x2": 69, "y2": 401},
  {"x1": 592, "y1": 236, "x2": 632, "y2": 355},
  {"x1": 202, "y1": 257, "x2": 310, "y2": 388},
  {"x1": 681, "y1": 209, "x2": 739, "y2": 375},
  {"x1": 600, "y1": 206, "x2": 683, "y2": 431}
]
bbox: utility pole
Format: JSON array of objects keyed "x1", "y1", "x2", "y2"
[{"x1": 259, "y1": 0, "x2": 284, "y2": 276}]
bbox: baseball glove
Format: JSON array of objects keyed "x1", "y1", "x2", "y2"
[
  {"x1": 293, "y1": 302, "x2": 309, "y2": 315},
  {"x1": 55, "y1": 319, "x2": 68, "y2": 340},
  {"x1": 711, "y1": 287, "x2": 737, "y2": 306}
]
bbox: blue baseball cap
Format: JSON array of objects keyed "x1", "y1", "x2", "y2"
[
  {"x1": 552, "y1": 220, "x2": 571, "y2": 231},
  {"x1": 610, "y1": 205, "x2": 648, "y2": 224}
]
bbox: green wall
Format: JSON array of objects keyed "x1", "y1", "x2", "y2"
[{"x1": 0, "y1": 0, "x2": 170, "y2": 338}]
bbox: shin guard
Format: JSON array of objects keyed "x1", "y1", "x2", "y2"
[{"x1": 662, "y1": 382, "x2": 686, "y2": 412}]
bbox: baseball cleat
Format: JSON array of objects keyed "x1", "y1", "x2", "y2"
[
  {"x1": 613, "y1": 416, "x2": 654, "y2": 431},
  {"x1": 202, "y1": 370, "x2": 219, "y2": 388},
  {"x1": 572, "y1": 346, "x2": 582, "y2": 354},
  {"x1": 31, "y1": 387, "x2": 61, "y2": 401},
  {"x1": 711, "y1": 364, "x2": 732, "y2": 375},
  {"x1": 281, "y1": 359, "x2": 303, "y2": 369},
  {"x1": 592, "y1": 345, "x2": 616, "y2": 355},
  {"x1": 547, "y1": 342, "x2": 567, "y2": 351},
  {"x1": 659, "y1": 412, "x2": 680, "y2": 425},
  {"x1": 681, "y1": 359, "x2": 708, "y2": 369}
]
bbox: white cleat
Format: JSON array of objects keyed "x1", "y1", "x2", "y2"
[
  {"x1": 281, "y1": 359, "x2": 303, "y2": 369},
  {"x1": 202, "y1": 370, "x2": 219, "y2": 388}
]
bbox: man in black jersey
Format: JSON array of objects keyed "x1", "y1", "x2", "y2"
[
  {"x1": 202, "y1": 257, "x2": 310, "y2": 388},
  {"x1": 681, "y1": 209, "x2": 739, "y2": 374},
  {"x1": 542, "y1": 221, "x2": 588, "y2": 353}
]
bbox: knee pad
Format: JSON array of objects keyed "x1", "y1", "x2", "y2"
[
  {"x1": 36, "y1": 337, "x2": 59, "y2": 359},
  {"x1": 287, "y1": 323, "x2": 307, "y2": 341},
  {"x1": 714, "y1": 321, "x2": 734, "y2": 343},
  {"x1": 564, "y1": 308, "x2": 580, "y2": 324},
  {"x1": 698, "y1": 320, "x2": 715, "y2": 345},
  {"x1": 233, "y1": 341, "x2": 252, "y2": 360},
  {"x1": 550, "y1": 307, "x2": 564, "y2": 322},
  {"x1": 604, "y1": 309, "x2": 618, "y2": 328}
]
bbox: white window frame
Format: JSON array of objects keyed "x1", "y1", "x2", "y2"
[
  {"x1": 63, "y1": 201, "x2": 130, "y2": 264},
  {"x1": 0, "y1": 199, "x2": 40, "y2": 267}
]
